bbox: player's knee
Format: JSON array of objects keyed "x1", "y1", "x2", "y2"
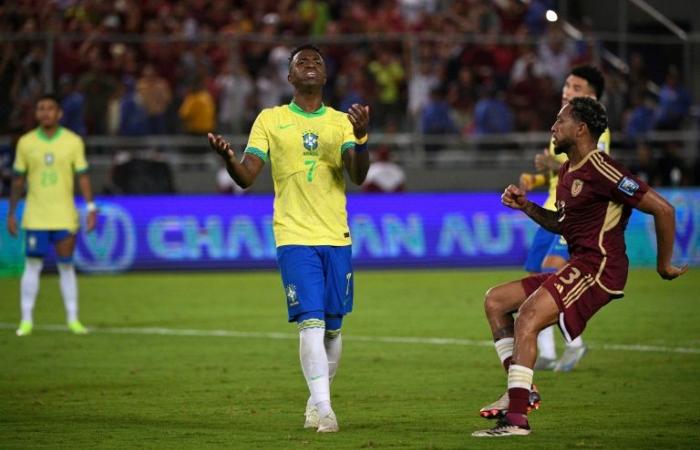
[
  {"x1": 484, "y1": 287, "x2": 505, "y2": 316},
  {"x1": 514, "y1": 306, "x2": 540, "y2": 337}
]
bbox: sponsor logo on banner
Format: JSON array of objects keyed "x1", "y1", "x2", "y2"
[{"x1": 75, "y1": 203, "x2": 136, "y2": 272}]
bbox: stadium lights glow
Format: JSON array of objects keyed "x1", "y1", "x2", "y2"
[{"x1": 546, "y1": 9, "x2": 558, "y2": 22}]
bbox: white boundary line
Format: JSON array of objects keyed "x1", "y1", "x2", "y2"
[{"x1": 1, "y1": 323, "x2": 699, "y2": 355}]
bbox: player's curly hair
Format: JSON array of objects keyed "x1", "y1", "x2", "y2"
[
  {"x1": 570, "y1": 65, "x2": 605, "y2": 99},
  {"x1": 569, "y1": 97, "x2": 608, "y2": 140},
  {"x1": 288, "y1": 44, "x2": 323, "y2": 68}
]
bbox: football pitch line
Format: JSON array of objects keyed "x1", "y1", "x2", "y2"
[{"x1": 2, "y1": 322, "x2": 699, "y2": 355}]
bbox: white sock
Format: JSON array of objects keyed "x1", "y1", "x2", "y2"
[
  {"x1": 537, "y1": 325, "x2": 557, "y2": 359},
  {"x1": 508, "y1": 364, "x2": 534, "y2": 390},
  {"x1": 57, "y1": 263, "x2": 78, "y2": 323},
  {"x1": 20, "y1": 258, "x2": 43, "y2": 323},
  {"x1": 494, "y1": 337, "x2": 514, "y2": 364},
  {"x1": 299, "y1": 327, "x2": 331, "y2": 417},
  {"x1": 568, "y1": 336, "x2": 585, "y2": 348},
  {"x1": 324, "y1": 330, "x2": 342, "y2": 383}
]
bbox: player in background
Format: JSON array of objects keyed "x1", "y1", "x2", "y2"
[
  {"x1": 518, "y1": 66, "x2": 609, "y2": 373},
  {"x1": 207, "y1": 45, "x2": 370, "y2": 433},
  {"x1": 7, "y1": 94, "x2": 97, "y2": 336},
  {"x1": 473, "y1": 97, "x2": 686, "y2": 437}
]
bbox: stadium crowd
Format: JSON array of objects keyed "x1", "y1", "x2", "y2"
[{"x1": 0, "y1": 0, "x2": 697, "y2": 187}]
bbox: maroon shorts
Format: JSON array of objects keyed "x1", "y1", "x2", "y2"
[{"x1": 521, "y1": 260, "x2": 615, "y2": 341}]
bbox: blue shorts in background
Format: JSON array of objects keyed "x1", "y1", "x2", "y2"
[
  {"x1": 25, "y1": 229, "x2": 73, "y2": 259},
  {"x1": 545, "y1": 234, "x2": 569, "y2": 261},
  {"x1": 277, "y1": 245, "x2": 354, "y2": 322},
  {"x1": 524, "y1": 226, "x2": 557, "y2": 273}
]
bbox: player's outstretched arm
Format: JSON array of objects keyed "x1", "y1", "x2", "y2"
[
  {"x1": 77, "y1": 173, "x2": 97, "y2": 232},
  {"x1": 635, "y1": 188, "x2": 688, "y2": 280},
  {"x1": 343, "y1": 104, "x2": 370, "y2": 185},
  {"x1": 502, "y1": 184, "x2": 562, "y2": 233},
  {"x1": 6, "y1": 174, "x2": 26, "y2": 237},
  {"x1": 208, "y1": 133, "x2": 264, "y2": 189}
]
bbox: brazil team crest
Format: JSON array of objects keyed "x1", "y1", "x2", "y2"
[
  {"x1": 44, "y1": 153, "x2": 54, "y2": 166},
  {"x1": 302, "y1": 131, "x2": 318, "y2": 151},
  {"x1": 571, "y1": 179, "x2": 583, "y2": 197}
]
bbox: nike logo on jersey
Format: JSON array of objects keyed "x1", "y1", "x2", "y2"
[{"x1": 278, "y1": 123, "x2": 294, "y2": 129}]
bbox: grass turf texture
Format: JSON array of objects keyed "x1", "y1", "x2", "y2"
[{"x1": 0, "y1": 269, "x2": 698, "y2": 449}]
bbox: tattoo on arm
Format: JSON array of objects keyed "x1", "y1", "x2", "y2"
[{"x1": 523, "y1": 201, "x2": 562, "y2": 234}]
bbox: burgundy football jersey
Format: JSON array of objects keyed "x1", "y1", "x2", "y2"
[{"x1": 556, "y1": 150, "x2": 649, "y2": 294}]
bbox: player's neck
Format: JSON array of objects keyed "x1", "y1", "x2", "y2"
[
  {"x1": 292, "y1": 92, "x2": 323, "y2": 113},
  {"x1": 39, "y1": 125, "x2": 60, "y2": 138},
  {"x1": 568, "y1": 141, "x2": 596, "y2": 167}
]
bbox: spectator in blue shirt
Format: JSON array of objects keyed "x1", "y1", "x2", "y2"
[{"x1": 59, "y1": 75, "x2": 86, "y2": 136}]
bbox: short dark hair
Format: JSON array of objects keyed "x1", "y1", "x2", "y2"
[
  {"x1": 569, "y1": 97, "x2": 608, "y2": 140},
  {"x1": 288, "y1": 44, "x2": 323, "y2": 68},
  {"x1": 37, "y1": 93, "x2": 62, "y2": 107},
  {"x1": 570, "y1": 65, "x2": 605, "y2": 99}
]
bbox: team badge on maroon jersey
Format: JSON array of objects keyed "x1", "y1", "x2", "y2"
[{"x1": 571, "y1": 179, "x2": 584, "y2": 197}]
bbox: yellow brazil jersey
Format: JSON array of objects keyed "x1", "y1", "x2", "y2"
[
  {"x1": 244, "y1": 102, "x2": 356, "y2": 247},
  {"x1": 13, "y1": 127, "x2": 88, "y2": 231},
  {"x1": 543, "y1": 128, "x2": 610, "y2": 211}
]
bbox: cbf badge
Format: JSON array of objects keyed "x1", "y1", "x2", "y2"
[
  {"x1": 571, "y1": 179, "x2": 583, "y2": 197},
  {"x1": 286, "y1": 284, "x2": 299, "y2": 307},
  {"x1": 302, "y1": 132, "x2": 318, "y2": 151},
  {"x1": 44, "y1": 153, "x2": 54, "y2": 166}
]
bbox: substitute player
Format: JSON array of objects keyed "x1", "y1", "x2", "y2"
[
  {"x1": 7, "y1": 94, "x2": 97, "y2": 336},
  {"x1": 473, "y1": 97, "x2": 686, "y2": 437},
  {"x1": 518, "y1": 66, "x2": 609, "y2": 374},
  {"x1": 208, "y1": 45, "x2": 370, "y2": 433}
]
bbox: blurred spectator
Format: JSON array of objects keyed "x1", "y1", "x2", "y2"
[
  {"x1": 537, "y1": 23, "x2": 575, "y2": 87},
  {"x1": 447, "y1": 66, "x2": 478, "y2": 134},
  {"x1": 78, "y1": 50, "x2": 118, "y2": 134},
  {"x1": 58, "y1": 74, "x2": 86, "y2": 136},
  {"x1": 409, "y1": 58, "x2": 441, "y2": 120},
  {"x1": 297, "y1": 0, "x2": 331, "y2": 36},
  {"x1": 137, "y1": 64, "x2": 172, "y2": 135},
  {"x1": 656, "y1": 142, "x2": 688, "y2": 186},
  {"x1": 629, "y1": 141, "x2": 656, "y2": 186},
  {"x1": 215, "y1": 61, "x2": 254, "y2": 134},
  {"x1": 368, "y1": 48, "x2": 405, "y2": 128},
  {"x1": 0, "y1": 125, "x2": 22, "y2": 197},
  {"x1": 654, "y1": 66, "x2": 692, "y2": 130},
  {"x1": 178, "y1": 76, "x2": 216, "y2": 135},
  {"x1": 474, "y1": 84, "x2": 514, "y2": 135},
  {"x1": 119, "y1": 76, "x2": 149, "y2": 136},
  {"x1": 362, "y1": 147, "x2": 406, "y2": 193},
  {"x1": 624, "y1": 90, "x2": 656, "y2": 144}
]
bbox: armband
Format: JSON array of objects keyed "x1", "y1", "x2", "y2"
[
  {"x1": 355, "y1": 134, "x2": 368, "y2": 145},
  {"x1": 86, "y1": 202, "x2": 97, "y2": 213}
]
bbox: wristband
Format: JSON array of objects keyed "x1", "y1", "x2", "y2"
[
  {"x1": 355, "y1": 134, "x2": 368, "y2": 145},
  {"x1": 86, "y1": 202, "x2": 97, "y2": 213},
  {"x1": 354, "y1": 142, "x2": 368, "y2": 153}
]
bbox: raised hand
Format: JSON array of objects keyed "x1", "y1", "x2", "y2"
[
  {"x1": 208, "y1": 133, "x2": 236, "y2": 162},
  {"x1": 535, "y1": 148, "x2": 555, "y2": 171},
  {"x1": 501, "y1": 184, "x2": 528, "y2": 210},
  {"x1": 347, "y1": 104, "x2": 370, "y2": 140}
]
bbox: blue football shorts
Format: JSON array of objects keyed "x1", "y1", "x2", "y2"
[
  {"x1": 24, "y1": 229, "x2": 74, "y2": 261},
  {"x1": 276, "y1": 245, "x2": 354, "y2": 323},
  {"x1": 524, "y1": 226, "x2": 557, "y2": 273},
  {"x1": 545, "y1": 234, "x2": 569, "y2": 261}
]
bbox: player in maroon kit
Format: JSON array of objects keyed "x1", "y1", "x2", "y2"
[{"x1": 473, "y1": 97, "x2": 688, "y2": 437}]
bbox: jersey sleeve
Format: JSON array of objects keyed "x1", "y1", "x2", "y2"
[
  {"x1": 12, "y1": 136, "x2": 28, "y2": 175},
  {"x1": 73, "y1": 136, "x2": 89, "y2": 173},
  {"x1": 590, "y1": 152, "x2": 649, "y2": 207},
  {"x1": 340, "y1": 114, "x2": 356, "y2": 154},
  {"x1": 597, "y1": 128, "x2": 611, "y2": 154},
  {"x1": 244, "y1": 111, "x2": 269, "y2": 163}
]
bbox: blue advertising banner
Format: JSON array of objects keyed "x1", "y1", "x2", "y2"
[{"x1": 1, "y1": 189, "x2": 698, "y2": 274}]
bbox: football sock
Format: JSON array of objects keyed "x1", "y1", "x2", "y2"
[
  {"x1": 324, "y1": 329, "x2": 342, "y2": 383},
  {"x1": 568, "y1": 336, "x2": 585, "y2": 348},
  {"x1": 299, "y1": 327, "x2": 331, "y2": 417},
  {"x1": 537, "y1": 325, "x2": 557, "y2": 359},
  {"x1": 506, "y1": 364, "x2": 534, "y2": 426},
  {"x1": 494, "y1": 337, "x2": 514, "y2": 372},
  {"x1": 58, "y1": 263, "x2": 79, "y2": 323},
  {"x1": 20, "y1": 258, "x2": 43, "y2": 323}
]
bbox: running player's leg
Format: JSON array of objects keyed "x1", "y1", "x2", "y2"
[
  {"x1": 17, "y1": 230, "x2": 48, "y2": 336},
  {"x1": 53, "y1": 231, "x2": 86, "y2": 334}
]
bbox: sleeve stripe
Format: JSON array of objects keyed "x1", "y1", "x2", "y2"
[
  {"x1": 341, "y1": 142, "x2": 354, "y2": 154},
  {"x1": 75, "y1": 167, "x2": 89, "y2": 174},
  {"x1": 12, "y1": 169, "x2": 26, "y2": 176},
  {"x1": 244, "y1": 147, "x2": 268, "y2": 162},
  {"x1": 589, "y1": 154, "x2": 621, "y2": 184},
  {"x1": 591, "y1": 152, "x2": 623, "y2": 178}
]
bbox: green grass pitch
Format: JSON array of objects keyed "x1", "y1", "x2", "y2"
[{"x1": 0, "y1": 268, "x2": 698, "y2": 449}]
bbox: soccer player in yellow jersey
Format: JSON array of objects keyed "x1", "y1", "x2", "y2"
[
  {"x1": 208, "y1": 45, "x2": 370, "y2": 433},
  {"x1": 7, "y1": 94, "x2": 97, "y2": 337}
]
